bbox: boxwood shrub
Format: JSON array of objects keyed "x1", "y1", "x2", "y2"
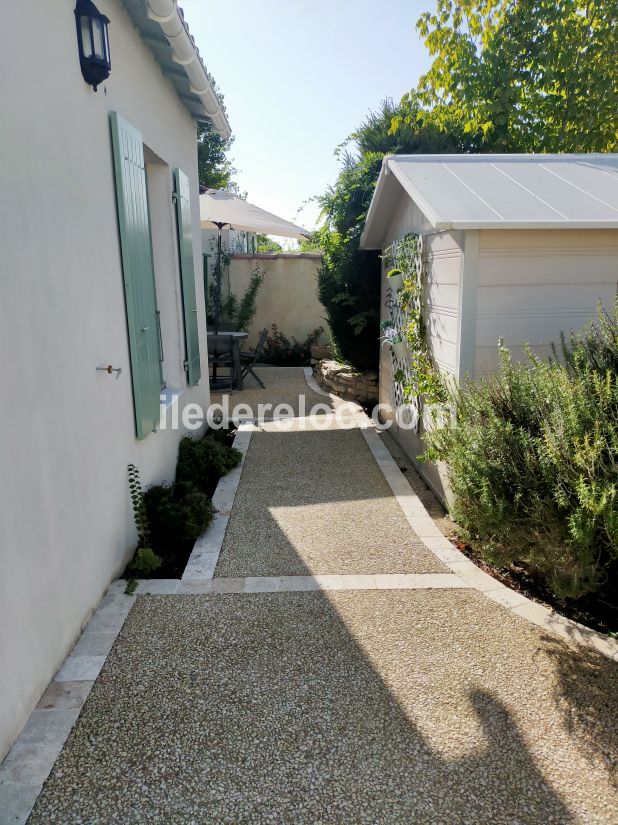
[
  {"x1": 176, "y1": 434, "x2": 242, "y2": 496},
  {"x1": 143, "y1": 481, "x2": 214, "y2": 564}
]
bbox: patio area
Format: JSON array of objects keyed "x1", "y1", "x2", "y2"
[{"x1": 4, "y1": 368, "x2": 618, "y2": 823}]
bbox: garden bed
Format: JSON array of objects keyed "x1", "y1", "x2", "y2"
[
  {"x1": 453, "y1": 537, "x2": 618, "y2": 637},
  {"x1": 123, "y1": 427, "x2": 241, "y2": 582}
]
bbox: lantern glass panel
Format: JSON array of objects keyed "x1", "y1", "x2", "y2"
[
  {"x1": 92, "y1": 17, "x2": 104, "y2": 59},
  {"x1": 80, "y1": 16, "x2": 93, "y2": 57}
]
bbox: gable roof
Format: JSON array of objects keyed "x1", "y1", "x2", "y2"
[
  {"x1": 121, "y1": 0, "x2": 231, "y2": 138},
  {"x1": 360, "y1": 154, "x2": 618, "y2": 248}
]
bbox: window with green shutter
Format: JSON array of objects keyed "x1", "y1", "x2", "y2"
[
  {"x1": 110, "y1": 112, "x2": 162, "y2": 440},
  {"x1": 174, "y1": 168, "x2": 201, "y2": 386}
]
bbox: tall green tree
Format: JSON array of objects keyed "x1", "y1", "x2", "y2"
[
  {"x1": 393, "y1": 0, "x2": 618, "y2": 152},
  {"x1": 316, "y1": 100, "x2": 464, "y2": 371},
  {"x1": 256, "y1": 234, "x2": 283, "y2": 253},
  {"x1": 197, "y1": 121, "x2": 242, "y2": 194}
]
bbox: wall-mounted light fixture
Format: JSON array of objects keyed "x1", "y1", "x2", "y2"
[{"x1": 74, "y1": 0, "x2": 111, "y2": 91}]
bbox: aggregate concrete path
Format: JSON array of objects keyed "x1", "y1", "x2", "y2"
[
  {"x1": 211, "y1": 366, "x2": 334, "y2": 418},
  {"x1": 28, "y1": 592, "x2": 618, "y2": 824},
  {"x1": 215, "y1": 418, "x2": 447, "y2": 577},
  {"x1": 9, "y1": 368, "x2": 618, "y2": 823}
]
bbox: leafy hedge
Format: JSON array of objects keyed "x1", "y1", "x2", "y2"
[
  {"x1": 143, "y1": 482, "x2": 214, "y2": 565},
  {"x1": 424, "y1": 304, "x2": 618, "y2": 601}
]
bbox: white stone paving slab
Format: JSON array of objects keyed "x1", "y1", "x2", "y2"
[
  {"x1": 0, "y1": 779, "x2": 42, "y2": 825},
  {"x1": 55, "y1": 655, "x2": 106, "y2": 683}
]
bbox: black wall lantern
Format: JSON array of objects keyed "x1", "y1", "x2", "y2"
[{"x1": 74, "y1": 0, "x2": 111, "y2": 91}]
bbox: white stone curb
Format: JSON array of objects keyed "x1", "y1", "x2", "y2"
[{"x1": 303, "y1": 365, "x2": 332, "y2": 399}]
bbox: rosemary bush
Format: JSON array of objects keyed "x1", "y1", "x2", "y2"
[{"x1": 424, "y1": 303, "x2": 618, "y2": 601}]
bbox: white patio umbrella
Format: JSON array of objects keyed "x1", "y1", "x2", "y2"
[
  {"x1": 200, "y1": 189, "x2": 310, "y2": 239},
  {"x1": 200, "y1": 189, "x2": 311, "y2": 331}
]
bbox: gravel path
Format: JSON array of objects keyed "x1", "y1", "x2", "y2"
[
  {"x1": 211, "y1": 366, "x2": 334, "y2": 418},
  {"x1": 19, "y1": 367, "x2": 618, "y2": 824},
  {"x1": 29, "y1": 591, "x2": 618, "y2": 824},
  {"x1": 215, "y1": 418, "x2": 447, "y2": 576}
]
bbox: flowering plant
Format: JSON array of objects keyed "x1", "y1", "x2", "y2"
[{"x1": 381, "y1": 326, "x2": 403, "y2": 346}]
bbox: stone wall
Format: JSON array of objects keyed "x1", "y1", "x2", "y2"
[{"x1": 314, "y1": 360, "x2": 378, "y2": 405}]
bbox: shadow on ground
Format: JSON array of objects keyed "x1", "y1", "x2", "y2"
[
  {"x1": 27, "y1": 590, "x2": 612, "y2": 825},
  {"x1": 26, "y1": 368, "x2": 618, "y2": 824}
]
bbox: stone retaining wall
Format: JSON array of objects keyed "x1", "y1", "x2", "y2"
[{"x1": 314, "y1": 360, "x2": 378, "y2": 405}]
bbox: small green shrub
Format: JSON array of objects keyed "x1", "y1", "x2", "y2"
[
  {"x1": 143, "y1": 482, "x2": 214, "y2": 560},
  {"x1": 424, "y1": 303, "x2": 618, "y2": 601},
  {"x1": 128, "y1": 547, "x2": 162, "y2": 577},
  {"x1": 260, "y1": 324, "x2": 324, "y2": 367},
  {"x1": 176, "y1": 435, "x2": 241, "y2": 495}
]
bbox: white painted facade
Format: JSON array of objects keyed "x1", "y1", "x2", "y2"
[
  {"x1": 0, "y1": 0, "x2": 221, "y2": 758},
  {"x1": 363, "y1": 155, "x2": 618, "y2": 500}
]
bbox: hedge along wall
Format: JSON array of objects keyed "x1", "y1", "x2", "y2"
[{"x1": 222, "y1": 253, "x2": 327, "y2": 349}]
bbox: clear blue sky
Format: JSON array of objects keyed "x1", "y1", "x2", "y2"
[{"x1": 181, "y1": 1, "x2": 434, "y2": 230}]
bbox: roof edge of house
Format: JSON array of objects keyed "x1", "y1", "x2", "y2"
[{"x1": 143, "y1": 0, "x2": 231, "y2": 139}]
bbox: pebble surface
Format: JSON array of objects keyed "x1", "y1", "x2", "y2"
[
  {"x1": 215, "y1": 420, "x2": 447, "y2": 577},
  {"x1": 23, "y1": 367, "x2": 618, "y2": 824},
  {"x1": 211, "y1": 367, "x2": 334, "y2": 418},
  {"x1": 29, "y1": 591, "x2": 618, "y2": 824}
]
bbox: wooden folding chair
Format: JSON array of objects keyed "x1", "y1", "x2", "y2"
[{"x1": 240, "y1": 327, "x2": 269, "y2": 389}]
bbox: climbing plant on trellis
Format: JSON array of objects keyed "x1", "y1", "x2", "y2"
[{"x1": 382, "y1": 233, "x2": 446, "y2": 432}]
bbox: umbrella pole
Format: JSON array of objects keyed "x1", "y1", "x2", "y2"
[{"x1": 215, "y1": 222, "x2": 224, "y2": 335}]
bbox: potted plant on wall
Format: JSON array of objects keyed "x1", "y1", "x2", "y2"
[
  {"x1": 381, "y1": 321, "x2": 408, "y2": 359},
  {"x1": 386, "y1": 266, "x2": 403, "y2": 292}
]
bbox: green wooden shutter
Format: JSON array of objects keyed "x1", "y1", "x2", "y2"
[
  {"x1": 174, "y1": 168, "x2": 201, "y2": 385},
  {"x1": 110, "y1": 112, "x2": 161, "y2": 440}
]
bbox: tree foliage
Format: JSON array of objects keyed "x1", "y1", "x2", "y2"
[
  {"x1": 315, "y1": 100, "x2": 463, "y2": 371},
  {"x1": 316, "y1": 1, "x2": 617, "y2": 372},
  {"x1": 393, "y1": 0, "x2": 618, "y2": 152},
  {"x1": 256, "y1": 234, "x2": 283, "y2": 253},
  {"x1": 197, "y1": 121, "x2": 241, "y2": 194}
]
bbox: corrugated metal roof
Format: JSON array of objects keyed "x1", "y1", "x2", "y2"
[{"x1": 361, "y1": 154, "x2": 618, "y2": 247}]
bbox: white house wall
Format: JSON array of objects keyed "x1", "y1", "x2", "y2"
[
  {"x1": 475, "y1": 229, "x2": 618, "y2": 376},
  {"x1": 0, "y1": 0, "x2": 209, "y2": 759}
]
